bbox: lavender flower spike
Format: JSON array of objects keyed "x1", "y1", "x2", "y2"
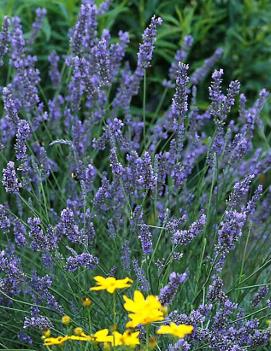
[
  {"x1": 137, "y1": 15, "x2": 163, "y2": 71},
  {"x1": 169, "y1": 35, "x2": 193, "y2": 81},
  {"x1": 138, "y1": 224, "x2": 153, "y2": 255},
  {"x1": 66, "y1": 252, "x2": 99, "y2": 272},
  {"x1": 2, "y1": 161, "x2": 21, "y2": 193},
  {"x1": 191, "y1": 47, "x2": 223, "y2": 85},
  {"x1": 0, "y1": 16, "x2": 10, "y2": 66},
  {"x1": 48, "y1": 51, "x2": 61, "y2": 87},
  {"x1": 173, "y1": 213, "x2": 206, "y2": 245},
  {"x1": 15, "y1": 120, "x2": 31, "y2": 160},
  {"x1": 28, "y1": 8, "x2": 47, "y2": 45},
  {"x1": 159, "y1": 272, "x2": 188, "y2": 305}
]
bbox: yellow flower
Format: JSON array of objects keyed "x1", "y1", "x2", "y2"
[
  {"x1": 92, "y1": 329, "x2": 114, "y2": 343},
  {"x1": 43, "y1": 334, "x2": 94, "y2": 346},
  {"x1": 42, "y1": 329, "x2": 51, "y2": 338},
  {"x1": 90, "y1": 276, "x2": 133, "y2": 294},
  {"x1": 44, "y1": 335, "x2": 69, "y2": 346},
  {"x1": 156, "y1": 322, "x2": 193, "y2": 338},
  {"x1": 82, "y1": 296, "x2": 92, "y2": 307},
  {"x1": 61, "y1": 315, "x2": 71, "y2": 325},
  {"x1": 74, "y1": 327, "x2": 85, "y2": 336},
  {"x1": 112, "y1": 330, "x2": 140, "y2": 346},
  {"x1": 123, "y1": 290, "x2": 165, "y2": 328}
]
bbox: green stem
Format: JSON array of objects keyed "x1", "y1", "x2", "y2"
[
  {"x1": 143, "y1": 70, "x2": 147, "y2": 147},
  {"x1": 239, "y1": 222, "x2": 252, "y2": 281},
  {"x1": 113, "y1": 292, "x2": 116, "y2": 326},
  {"x1": 113, "y1": 293, "x2": 117, "y2": 349},
  {"x1": 145, "y1": 324, "x2": 150, "y2": 351}
]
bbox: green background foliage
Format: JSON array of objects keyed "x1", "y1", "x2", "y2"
[{"x1": 1, "y1": 0, "x2": 271, "y2": 98}]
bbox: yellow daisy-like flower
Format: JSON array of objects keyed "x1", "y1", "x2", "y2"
[
  {"x1": 123, "y1": 290, "x2": 165, "y2": 328},
  {"x1": 156, "y1": 322, "x2": 193, "y2": 338},
  {"x1": 74, "y1": 327, "x2": 85, "y2": 336},
  {"x1": 42, "y1": 329, "x2": 51, "y2": 338},
  {"x1": 90, "y1": 276, "x2": 133, "y2": 294},
  {"x1": 44, "y1": 335, "x2": 70, "y2": 346},
  {"x1": 43, "y1": 334, "x2": 94, "y2": 346},
  {"x1": 61, "y1": 315, "x2": 71, "y2": 325},
  {"x1": 82, "y1": 296, "x2": 92, "y2": 307},
  {"x1": 112, "y1": 330, "x2": 140, "y2": 346}
]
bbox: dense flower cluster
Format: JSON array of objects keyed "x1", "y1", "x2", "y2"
[
  {"x1": 43, "y1": 276, "x2": 193, "y2": 348},
  {"x1": 0, "y1": 1, "x2": 270, "y2": 350}
]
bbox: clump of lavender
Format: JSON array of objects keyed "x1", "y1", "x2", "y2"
[{"x1": 0, "y1": 3, "x2": 270, "y2": 351}]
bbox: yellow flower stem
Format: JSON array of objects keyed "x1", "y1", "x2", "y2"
[
  {"x1": 113, "y1": 292, "x2": 116, "y2": 349},
  {"x1": 145, "y1": 325, "x2": 150, "y2": 351},
  {"x1": 88, "y1": 307, "x2": 92, "y2": 333},
  {"x1": 113, "y1": 292, "x2": 116, "y2": 325}
]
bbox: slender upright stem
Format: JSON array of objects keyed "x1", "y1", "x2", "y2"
[
  {"x1": 145, "y1": 324, "x2": 150, "y2": 350},
  {"x1": 143, "y1": 70, "x2": 147, "y2": 147},
  {"x1": 112, "y1": 292, "x2": 116, "y2": 349}
]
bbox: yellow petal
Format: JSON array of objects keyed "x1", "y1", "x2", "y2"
[
  {"x1": 90, "y1": 286, "x2": 105, "y2": 291},
  {"x1": 107, "y1": 285, "x2": 116, "y2": 293},
  {"x1": 93, "y1": 276, "x2": 107, "y2": 283},
  {"x1": 157, "y1": 325, "x2": 172, "y2": 334},
  {"x1": 134, "y1": 290, "x2": 145, "y2": 304}
]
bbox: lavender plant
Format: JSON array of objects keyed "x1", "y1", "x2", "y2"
[{"x1": 0, "y1": 2, "x2": 271, "y2": 350}]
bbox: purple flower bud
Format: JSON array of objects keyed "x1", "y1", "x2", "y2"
[
  {"x1": 191, "y1": 48, "x2": 223, "y2": 85},
  {"x1": 48, "y1": 51, "x2": 61, "y2": 87},
  {"x1": 159, "y1": 272, "x2": 188, "y2": 305},
  {"x1": 23, "y1": 311, "x2": 52, "y2": 330},
  {"x1": 2, "y1": 161, "x2": 21, "y2": 193},
  {"x1": 28, "y1": 8, "x2": 46, "y2": 45},
  {"x1": 28, "y1": 218, "x2": 58, "y2": 252},
  {"x1": 137, "y1": 15, "x2": 163, "y2": 70},
  {"x1": 252, "y1": 286, "x2": 268, "y2": 307},
  {"x1": 173, "y1": 213, "x2": 206, "y2": 245},
  {"x1": 138, "y1": 224, "x2": 152, "y2": 255},
  {"x1": 13, "y1": 219, "x2": 26, "y2": 246},
  {"x1": 15, "y1": 120, "x2": 31, "y2": 160},
  {"x1": 97, "y1": 0, "x2": 111, "y2": 15},
  {"x1": 0, "y1": 16, "x2": 10, "y2": 66},
  {"x1": 169, "y1": 35, "x2": 193, "y2": 81},
  {"x1": 65, "y1": 252, "x2": 99, "y2": 272},
  {"x1": 121, "y1": 240, "x2": 131, "y2": 272},
  {"x1": 133, "y1": 259, "x2": 150, "y2": 292}
]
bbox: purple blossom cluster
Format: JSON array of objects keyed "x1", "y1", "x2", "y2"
[
  {"x1": 159, "y1": 272, "x2": 188, "y2": 305},
  {"x1": 0, "y1": 3, "x2": 270, "y2": 350},
  {"x1": 65, "y1": 252, "x2": 99, "y2": 272}
]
